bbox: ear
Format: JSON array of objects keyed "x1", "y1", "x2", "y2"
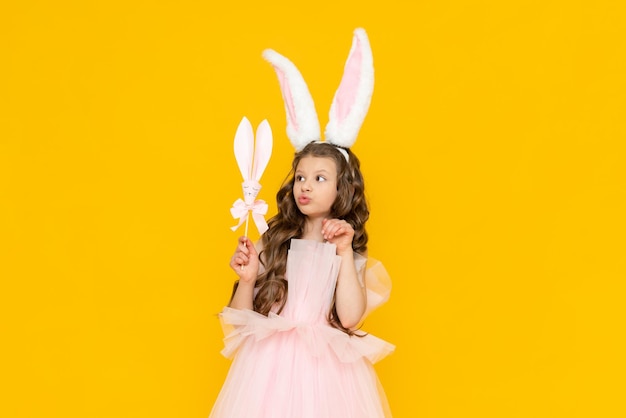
[
  {"x1": 233, "y1": 116, "x2": 254, "y2": 180},
  {"x1": 251, "y1": 119, "x2": 273, "y2": 181},
  {"x1": 324, "y1": 28, "x2": 374, "y2": 148},
  {"x1": 263, "y1": 49, "x2": 321, "y2": 151}
]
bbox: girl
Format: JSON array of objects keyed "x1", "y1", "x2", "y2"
[{"x1": 210, "y1": 29, "x2": 394, "y2": 418}]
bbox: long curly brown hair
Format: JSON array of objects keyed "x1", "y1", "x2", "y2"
[{"x1": 230, "y1": 142, "x2": 369, "y2": 334}]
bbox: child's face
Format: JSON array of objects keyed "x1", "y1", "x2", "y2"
[{"x1": 293, "y1": 156, "x2": 338, "y2": 219}]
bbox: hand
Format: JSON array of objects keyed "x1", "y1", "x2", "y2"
[
  {"x1": 229, "y1": 237, "x2": 259, "y2": 283},
  {"x1": 322, "y1": 218, "x2": 354, "y2": 255}
]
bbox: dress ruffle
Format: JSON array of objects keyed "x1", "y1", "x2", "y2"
[{"x1": 220, "y1": 306, "x2": 394, "y2": 364}]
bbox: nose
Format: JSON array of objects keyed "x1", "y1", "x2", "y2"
[{"x1": 301, "y1": 181, "x2": 311, "y2": 192}]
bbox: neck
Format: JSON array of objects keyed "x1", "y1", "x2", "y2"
[{"x1": 301, "y1": 216, "x2": 325, "y2": 242}]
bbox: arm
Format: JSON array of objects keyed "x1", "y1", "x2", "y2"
[
  {"x1": 322, "y1": 219, "x2": 367, "y2": 329},
  {"x1": 335, "y1": 248, "x2": 367, "y2": 329},
  {"x1": 228, "y1": 237, "x2": 260, "y2": 310}
]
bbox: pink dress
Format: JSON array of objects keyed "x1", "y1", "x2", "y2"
[{"x1": 210, "y1": 239, "x2": 394, "y2": 418}]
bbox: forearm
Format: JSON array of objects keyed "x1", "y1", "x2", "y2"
[
  {"x1": 334, "y1": 250, "x2": 367, "y2": 329},
  {"x1": 228, "y1": 280, "x2": 256, "y2": 310}
]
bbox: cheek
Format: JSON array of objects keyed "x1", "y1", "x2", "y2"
[{"x1": 330, "y1": 187, "x2": 339, "y2": 202}]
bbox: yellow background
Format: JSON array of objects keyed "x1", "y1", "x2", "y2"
[{"x1": 1, "y1": 1, "x2": 625, "y2": 417}]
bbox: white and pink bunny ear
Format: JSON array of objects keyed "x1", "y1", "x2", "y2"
[
  {"x1": 251, "y1": 119, "x2": 273, "y2": 181},
  {"x1": 233, "y1": 116, "x2": 254, "y2": 180},
  {"x1": 262, "y1": 49, "x2": 321, "y2": 151},
  {"x1": 324, "y1": 28, "x2": 374, "y2": 148},
  {"x1": 230, "y1": 117, "x2": 273, "y2": 235}
]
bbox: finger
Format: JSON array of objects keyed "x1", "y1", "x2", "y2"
[
  {"x1": 338, "y1": 221, "x2": 353, "y2": 233},
  {"x1": 230, "y1": 259, "x2": 243, "y2": 271},
  {"x1": 322, "y1": 226, "x2": 331, "y2": 240},
  {"x1": 322, "y1": 220, "x2": 336, "y2": 238},
  {"x1": 239, "y1": 240, "x2": 250, "y2": 256},
  {"x1": 232, "y1": 250, "x2": 249, "y2": 263},
  {"x1": 326, "y1": 223, "x2": 353, "y2": 241},
  {"x1": 328, "y1": 223, "x2": 344, "y2": 238},
  {"x1": 247, "y1": 240, "x2": 259, "y2": 257},
  {"x1": 237, "y1": 253, "x2": 250, "y2": 265}
]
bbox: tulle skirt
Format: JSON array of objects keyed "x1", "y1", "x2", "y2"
[{"x1": 209, "y1": 308, "x2": 393, "y2": 418}]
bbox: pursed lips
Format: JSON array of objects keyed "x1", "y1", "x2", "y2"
[{"x1": 297, "y1": 195, "x2": 311, "y2": 204}]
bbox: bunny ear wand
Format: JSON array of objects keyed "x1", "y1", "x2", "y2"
[{"x1": 229, "y1": 116, "x2": 273, "y2": 238}]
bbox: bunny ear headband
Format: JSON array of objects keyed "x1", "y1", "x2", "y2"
[{"x1": 262, "y1": 28, "x2": 374, "y2": 160}]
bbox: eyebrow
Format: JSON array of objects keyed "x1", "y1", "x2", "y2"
[{"x1": 295, "y1": 169, "x2": 331, "y2": 174}]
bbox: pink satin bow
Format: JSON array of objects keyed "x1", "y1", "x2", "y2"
[{"x1": 230, "y1": 198, "x2": 269, "y2": 235}]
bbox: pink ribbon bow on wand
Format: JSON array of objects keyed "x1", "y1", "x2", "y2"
[{"x1": 230, "y1": 117, "x2": 273, "y2": 237}]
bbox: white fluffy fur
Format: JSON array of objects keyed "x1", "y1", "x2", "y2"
[
  {"x1": 262, "y1": 49, "x2": 321, "y2": 151},
  {"x1": 324, "y1": 28, "x2": 374, "y2": 148},
  {"x1": 263, "y1": 28, "x2": 374, "y2": 152}
]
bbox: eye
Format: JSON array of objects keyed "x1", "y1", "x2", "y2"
[
  {"x1": 296, "y1": 175, "x2": 305, "y2": 182},
  {"x1": 316, "y1": 175, "x2": 326, "y2": 182}
]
